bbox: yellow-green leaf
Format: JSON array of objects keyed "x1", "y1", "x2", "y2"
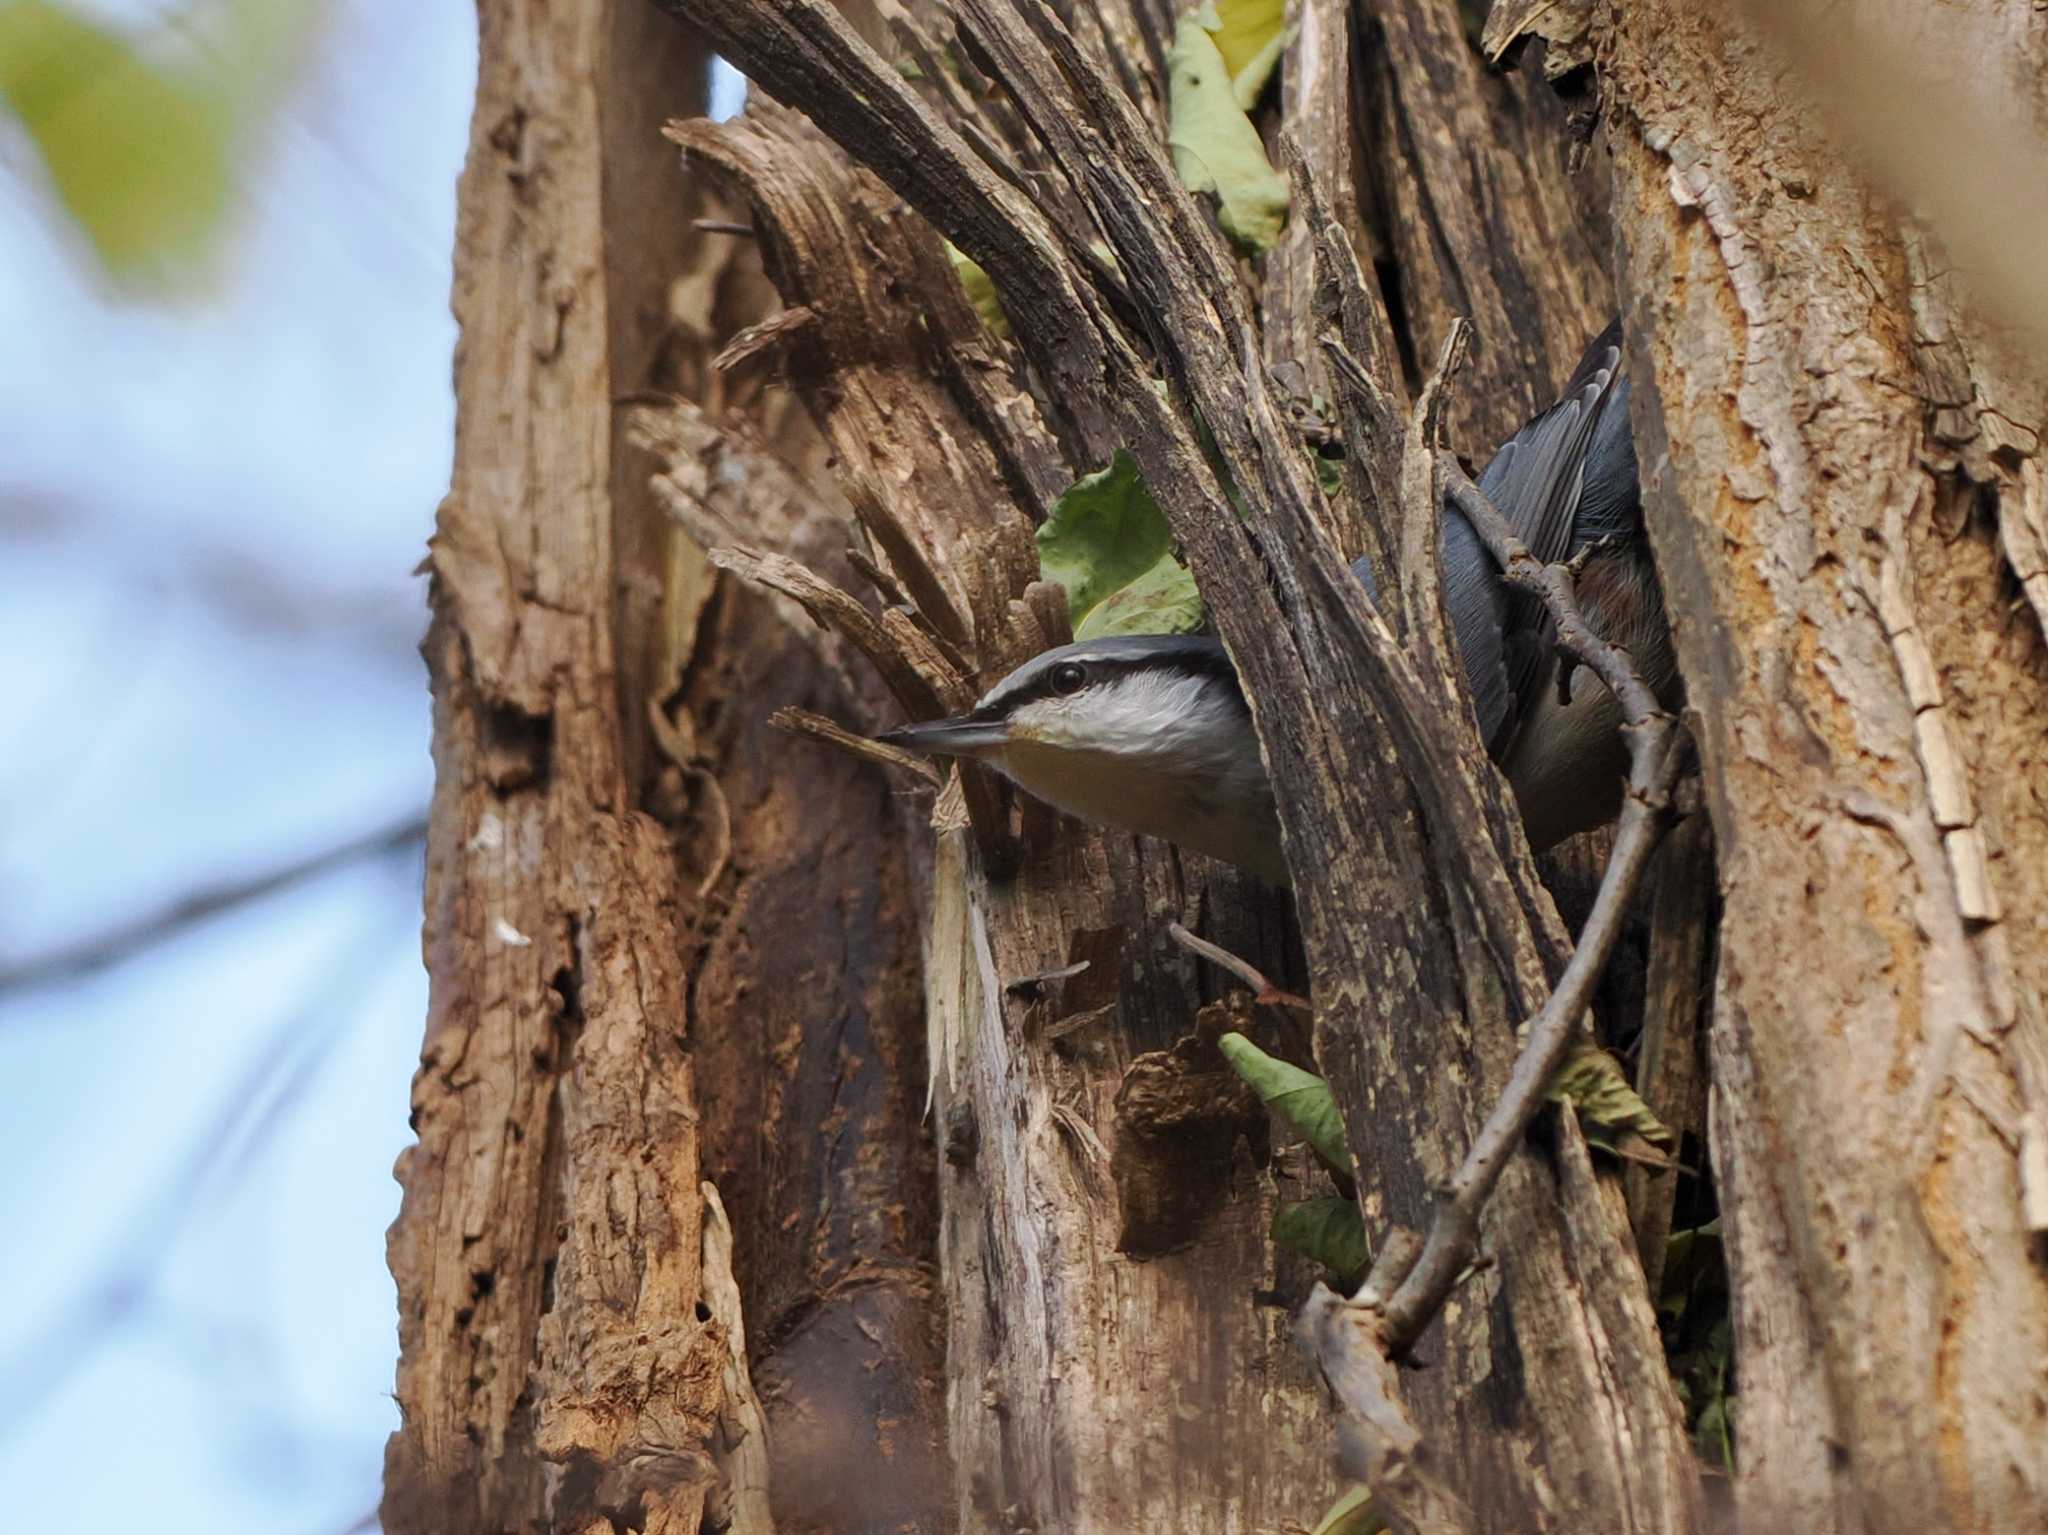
[
  {"x1": 1272, "y1": 1195, "x2": 1371, "y2": 1283},
  {"x1": 1217, "y1": 1032, "x2": 1353, "y2": 1181},
  {"x1": 1548, "y1": 1036, "x2": 1677, "y2": 1158},
  {"x1": 1311, "y1": 1484, "x2": 1387, "y2": 1535},
  {"x1": 1194, "y1": 0, "x2": 1289, "y2": 109},
  {"x1": 1073, "y1": 554, "x2": 1202, "y2": 640},
  {"x1": 1166, "y1": 17, "x2": 1289, "y2": 253},
  {"x1": 0, "y1": 0, "x2": 314, "y2": 288},
  {"x1": 1038, "y1": 450, "x2": 1203, "y2": 638},
  {"x1": 0, "y1": 1, "x2": 230, "y2": 282},
  {"x1": 944, "y1": 239, "x2": 1009, "y2": 338}
]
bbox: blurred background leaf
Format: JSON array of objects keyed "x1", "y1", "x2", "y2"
[
  {"x1": 0, "y1": 5, "x2": 495, "y2": 1528},
  {"x1": 0, "y1": 0, "x2": 319, "y2": 287}
]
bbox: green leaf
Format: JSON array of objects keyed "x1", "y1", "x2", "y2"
[
  {"x1": 1677, "y1": 1316, "x2": 1736, "y2": 1473},
  {"x1": 1166, "y1": 16, "x2": 1289, "y2": 253},
  {"x1": 1659, "y1": 1219, "x2": 1725, "y2": 1321},
  {"x1": 1311, "y1": 447, "x2": 1345, "y2": 499},
  {"x1": 1548, "y1": 1036, "x2": 1677, "y2": 1159},
  {"x1": 1310, "y1": 1484, "x2": 1387, "y2": 1535},
  {"x1": 1194, "y1": 0, "x2": 1290, "y2": 109},
  {"x1": 1074, "y1": 554, "x2": 1203, "y2": 640},
  {"x1": 1217, "y1": 1032, "x2": 1353, "y2": 1181},
  {"x1": 1037, "y1": 450, "x2": 1203, "y2": 638},
  {"x1": 0, "y1": 0, "x2": 314, "y2": 288},
  {"x1": 944, "y1": 239, "x2": 1009, "y2": 338},
  {"x1": 1272, "y1": 1195, "x2": 1371, "y2": 1283}
]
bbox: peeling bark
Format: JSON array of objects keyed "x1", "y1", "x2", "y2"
[
  {"x1": 390, "y1": 2, "x2": 2048, "y2": 1533},
  {"x1": 385, "y1": 8, "x2": 724, "y2": 1530},
  {"x1": 389, "y1": 5, "x2": 946, "y2": 1532},
  {"x1": 648, "y1": 1, "x2": 1700, "y2": 1529},
  {"x1": 661, "y1": 98, "x2": 1335, "y2": 1533},
  {"x1": 1602, "y1": 1, "x2": 2048, "y2": 1527}
]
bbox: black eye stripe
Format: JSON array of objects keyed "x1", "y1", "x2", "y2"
[{"x1": 977, "y1": 638, "x2": 1240, "y2": 715}]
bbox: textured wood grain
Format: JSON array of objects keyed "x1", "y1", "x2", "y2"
[
  {"x1": 394, "y1": 0, "x2": 2048, "y2": 1529},
  {"x1": 1603, "y1": 2, "x2": 2048, "y2": 1527},
  {"x1": 386, "y1": 8, "x2": 723, "y2": 1530},
  {"x1": 665, "y1": 96, "x2": 1335, "y2": 1533},
  {"x1": 650, "y1": 1, "x2": 1701, "y2": 1528},
  {"x1": 641, "y1": 390, "x2": 952, "y2": 1532},
  {"x1": 1359, "y1": 0, "x2": 1613, "y2": 446},
  {"x1": 390, "y1": 6, "x2": 951, "y2": 1532}
]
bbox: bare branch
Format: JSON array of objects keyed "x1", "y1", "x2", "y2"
[
  {"x1": 1442, "y1": 463, "x2": 1671, "y2": 737},
  {"x1": 0, "y1": 812, "x2": 426, "y2": 993},
  {"x1": 769, "y1": 706, "x2": 943, "y2": 787},
  {"x1": 1166, "y1": 921, "x2": 1313, "y2": 1013},
  {"x1": 1373, "y1": 462, "x2": 1686, "y2": 1354},
  {"x1": 1297, "y1": 1279, "x2": 1465, "y2": 1533}
]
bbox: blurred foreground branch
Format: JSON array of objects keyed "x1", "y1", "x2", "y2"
[{"x1": 0, "y1": 810, "x2": 426, "y2": 993}]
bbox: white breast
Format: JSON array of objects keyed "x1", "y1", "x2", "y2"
[{"x1": 994, "y1": 671, "x2": 1287, "y2": 881}]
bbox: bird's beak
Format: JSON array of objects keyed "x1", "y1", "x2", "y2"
[{"x1": 876, "y1": 714, "x2": 1011, "y2": 757}]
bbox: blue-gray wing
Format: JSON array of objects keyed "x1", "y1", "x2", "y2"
[
  {"x1": 1460, "y1": 321, "x2": 1634, "y2": 756},
  {"x1": 1345, "y1": 322, "x2": 1637, "y2": 757},
  {"x1": 1347, "y1": 525, "x2": 1543, "y2": 754},
  {"x1": 1482, "y1": 322, "x2": 1627, "y2": 567}
]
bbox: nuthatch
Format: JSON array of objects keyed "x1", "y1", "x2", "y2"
[{"x1": 880, "y1": 323, "x2": 1676, "y2": 884}]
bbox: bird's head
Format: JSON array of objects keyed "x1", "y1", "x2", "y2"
[{"x1": 878, "y1": 636, "x2": 1285, "y2": 880}]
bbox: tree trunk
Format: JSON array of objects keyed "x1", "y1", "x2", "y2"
[
  {"x1": 662, "y1": 97, "x2": 1338, "y2": 1531},
  {"x1": 648, "y1": 0, "x2": 1705, "y2": 1528},
  {"x1": 387, "y1": 1, "x2": 2048, "y2": 1531},
  {"x1": 383, "y1": 6, "x2": 720, "y2": 1527},
  {"x1": 1602, "y1": 2, "x2": 2048, "y2": 1528},
  {"x1": 386, "y1": 4, "x2": 948, "y2": 1531}
]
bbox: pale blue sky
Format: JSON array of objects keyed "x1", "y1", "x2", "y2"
[{"x1": 0, "y1": 5, "x2": 742, "y2": 1528}]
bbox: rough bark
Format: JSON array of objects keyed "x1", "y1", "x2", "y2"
[
  {"x1": 661, "y1": 97, "x2": 1334, "y2": 1534},
  {"x1": 388, "y1": 4, "x2": 948, "y2": 1531},
  {"x1": 388, "y1": 1, "x2": 2048, "y2": 1532},
  {"x1": 1359, "y1": 0, "x2": 1613, "y2": 437},
  {"x1": 385, "y1": 7, "x2": 723, "y2": 1529},
  {"x1": 1600, "y1": 0, "x2": 2048, "y2": 1528},
  {"x1": 638, "y1": 392, "x2": 952, "y2": 1532},
  {"x1": 650, "y1": 1, "x2": 1700, "y2": 1529},
  {"x1": 1623, "y1": 816, "x2": 1715, "y2": 1301}
]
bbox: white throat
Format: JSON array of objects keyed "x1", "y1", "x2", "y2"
[{"x1": 993, "y1": 670, "x2": 1286, "y2": 882}]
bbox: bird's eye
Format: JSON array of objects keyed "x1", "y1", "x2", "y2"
[{"x1": 1049, "y1": 661, "x2": 1087, "y2": 695}]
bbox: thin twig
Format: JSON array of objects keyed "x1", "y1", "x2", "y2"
[
  {"x1": 0, "y1": 812, "x2": 427, "y2": 992},
  {"x1": 1004, "y1": 958, "x2": 1090, "y2": 996},
  {"x1": 844, "y1": 545, "x2": 980, "y2": 681},
  {"x1": 769, "y1": 706, "x2": 945, "y2": 786},
  {"x1": 1166, "y1": 921, "x2": 1313, "y2": 1013},
  {"x1": 1442, "y1": 461, "x2": 1670, "y2": 738},
  {"x1": 1369, "y1": 460, "x2": 1685, "y2": 1354}
]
